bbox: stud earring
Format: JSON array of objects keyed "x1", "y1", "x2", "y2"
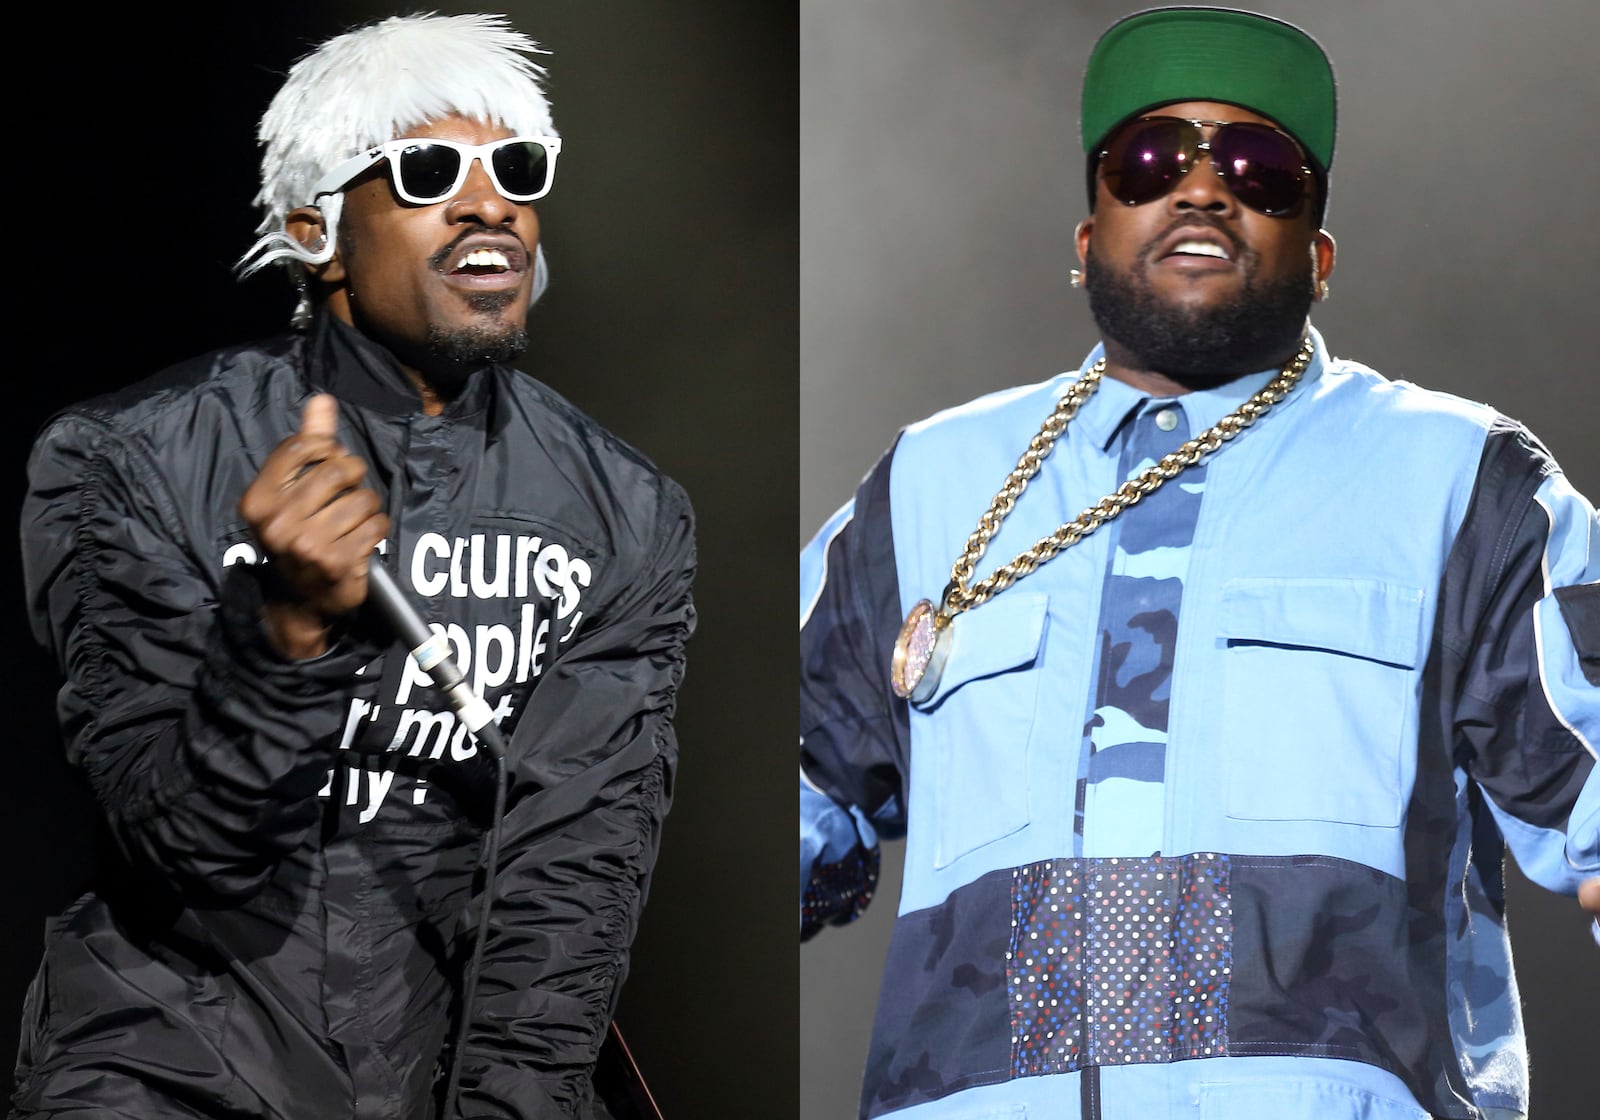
[
  {"x1": 1069, "y1": 269, "x2": 1083, "y2": 289},
  {"x1": 1318, "y1": 279, "x2": 1330, "y2": 301}
]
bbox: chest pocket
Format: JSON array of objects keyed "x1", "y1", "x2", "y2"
[
  {"x1": 1217, "y1": 577, "x2": 1425, "y2": 828},
  {"x1": 913, "y1": 592, "x2": 1049, "y2": 868}
]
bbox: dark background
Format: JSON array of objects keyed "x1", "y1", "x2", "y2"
[
  {"x1": 801, "y1": 1, "x2": 1598, "y2": 1118},
  {"x1": 3, "y1": 2, "x2": 796, "y2": 1114}
]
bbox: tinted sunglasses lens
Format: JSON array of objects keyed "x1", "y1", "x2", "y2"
[
  {"x1": 1100, "y1": 120, "x2": 1195, "y2": 206},
  {"x1": 394, "y1": 143, "x2": 464, "y2": 201},
  {"x1": 1212, "y1": 124, "x2": 1306, "y2": 216},
  {"x1": 490, "y1": 141, "x2": 550, "y2": 199}
]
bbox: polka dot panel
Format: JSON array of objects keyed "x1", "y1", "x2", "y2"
[
  {"x1": 1008, "y1": 861, "x2": 1087, "y2": 1076},
  {"x1": 1083, "y1": 857, "x2": 1177, "y2": 1066},
  {"x1": 1171, "y1": 853, "x2": 1231, "y2": 1059},
  {"x1": 1006, "y1": 853, "x2": 1233, "y2": 1077}
]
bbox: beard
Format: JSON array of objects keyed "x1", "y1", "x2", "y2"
[
  {"x1": 1084, "y1": 239, "x2": 1314, "y2": 386},
  {"x1": 426, "y1": 291, "x2": 529, "y2": 364},
  {"x1": 418, "y1": 291, "x2": 529, "y2": 392}
]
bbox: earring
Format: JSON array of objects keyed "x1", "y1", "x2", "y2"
[
  {"x1": 1318, "y1": 279, "x2": 1330, "y2": 301},
  {"x1": 1069, "y1": 268, "x2": 1083, "y2": 289}
]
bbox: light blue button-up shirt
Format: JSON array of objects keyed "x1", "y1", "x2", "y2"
[{"x1": 801, "y1": 327, "x2": 1599, "y2": 1120}]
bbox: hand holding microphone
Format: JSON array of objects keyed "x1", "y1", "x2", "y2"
[
  {"x1": 240, "y1": 394, "x2": 504, "y2": 757},
  {"x1": 238, "y1": 393, "x2": 390, "y2": 660}
]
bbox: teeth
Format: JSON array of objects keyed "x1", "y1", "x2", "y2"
[
  {"x1": 461, "y1": 248, "x2": 511, "y2": 270},
  {"x1": 1173, "y1": 240, "x2": 1229, "y2": 260}
]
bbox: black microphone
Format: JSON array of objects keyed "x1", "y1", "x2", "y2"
[{"x1": 366, "y1": 559, "x2": 505, "y2": 760}]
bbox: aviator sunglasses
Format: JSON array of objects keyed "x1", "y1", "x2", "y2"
[
  {"x1": 1098, "y1": 117, "x2": 1310, "y2": 217},
  {"x1": 311, "y1": 135, "x2": 562, "y2": 205}
]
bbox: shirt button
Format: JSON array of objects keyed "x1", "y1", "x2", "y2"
[{"x1": 1155, "y1": 408, "x2": 1179, "y2": 432}]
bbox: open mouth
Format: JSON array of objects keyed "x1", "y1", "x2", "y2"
[
  {"x1": 1149, "y1": 226, "x2": 1241, "y2": 275},
  {"x1": 454, "y1": 247, "x2": 516, "y2": 275},
  {"x1": 440, "y1": 239, "x2": 528, "y2": 289},
  {"x1": 1165, "y1": 239, "x2": 1231, "y2": 261}
]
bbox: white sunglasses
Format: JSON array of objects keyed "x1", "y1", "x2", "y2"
[{"x1": 310, "y1": 135, "x2": 562, "y2": 205}]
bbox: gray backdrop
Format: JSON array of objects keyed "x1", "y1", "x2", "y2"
[{"x1": 801, "y1": 1, "x2": 1598, "y2": 1117}]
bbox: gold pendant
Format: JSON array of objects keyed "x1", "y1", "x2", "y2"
[{"x1": 891, "y1": 598, "x2": 951, "y2": 703}]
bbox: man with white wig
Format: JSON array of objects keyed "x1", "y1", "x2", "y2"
[{"x1": 13, "y1": 12, "x2": 695, "y2": 1119}]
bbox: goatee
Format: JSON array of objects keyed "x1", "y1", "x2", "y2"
[
  {"x1": 421, "y1": 292, "x2": 529, "y2": 390},
  {"x1": 1084, "y1": 244, "x2": 1313, "y2": 387}
]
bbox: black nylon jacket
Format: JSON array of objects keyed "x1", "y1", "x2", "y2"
[{"x1": 11, "y1": 312, "x2": 696, "y2": 1119}]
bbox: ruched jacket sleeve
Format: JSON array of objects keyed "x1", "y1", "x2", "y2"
[
  {"x1": 15, "y1": 328, "x2": 698, "y2": 1120},
  {"x1": 450, "y1": 478, "x2": 697, "y2": 1119},
  {"x1": 20, "y1": 410, "x2": 372, "y2": 906}
]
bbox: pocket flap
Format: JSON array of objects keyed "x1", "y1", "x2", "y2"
[
  {"x1": 917, "y1": 591, "x2": 1049, "y2": 709},
  {"x1": 1218, "y1": 577, "x2": 1425, "y2": 668}
]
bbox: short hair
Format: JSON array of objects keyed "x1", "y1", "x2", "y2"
[{"x1": 237, "y1": 11, "x2": 559, "y2": 322}]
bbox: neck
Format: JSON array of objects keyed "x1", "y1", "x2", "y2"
[
  {"x1": 1098, "y1": 334, "x2": 1304, "y2": 397},
  {"x1": 313, "y1": 305, "x2": 473, "y2": 417},
  {"x1": 401, "y1": 366, "x2": 451, "y2": 417}
]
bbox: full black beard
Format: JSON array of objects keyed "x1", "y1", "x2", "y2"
[
  {"x1": 420, "y1": 291, "x2": 529, "y2": 392},
  {"x1": 1084, "y1": 243, "x2": 1313, "y2": 386}
]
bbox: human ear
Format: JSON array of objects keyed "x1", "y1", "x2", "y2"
[
  {"x1": 1307, "y1": 229, "x2": 1336, "y2": 301},
  {"x1": 285, "y1": 206, "x2": 346, "y2": 284},
  {"x1": 1074, "y1": 217, "x2": 1094, "y2": 283},
  {"x1": 1313, "y1": 228, "x2": 1336, "y2": 289}
]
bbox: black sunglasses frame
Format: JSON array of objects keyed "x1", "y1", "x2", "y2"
[{"x1": 1096, "y1": 116, "x2": 1312, "y2": 218}]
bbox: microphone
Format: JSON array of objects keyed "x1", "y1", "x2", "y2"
[
  {"x1": 367, "y1": 558, "x2": 512, "y2": 1116},
  {"x1": 366, "y1": 559, "x2": 505, "y2": 760}
]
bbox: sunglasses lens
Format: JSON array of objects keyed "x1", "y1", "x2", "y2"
[
  {"x1": 1210, "y1": 124, "x2": 1307, "y2": 216},
  {"x1": 490, "y1": 141, "x2": 551, "y2": 200},
  {"x1": 1100, "y1": 119, "x2": 1196, "y2": 207},
  {"x1": 394, "y1": 143, "x2": 465, "y2": 202}
]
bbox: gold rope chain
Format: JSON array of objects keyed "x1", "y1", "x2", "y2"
[{"x1": 940, "y1": 333, "x2": 1315, "y2": 619}]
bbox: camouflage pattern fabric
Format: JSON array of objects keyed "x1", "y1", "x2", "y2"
[{"x1": 1075, "y1": 401, "x2": 1203, "y2": 857}]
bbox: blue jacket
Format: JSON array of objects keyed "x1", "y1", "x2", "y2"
[{"x1": 800, "y1": 328, "x2": 1598, "y2": 1120}]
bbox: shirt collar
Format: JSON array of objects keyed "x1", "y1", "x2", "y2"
[
  {"x1": 304, "y1": 309, "x2": 493, "y2": 421},
  {"x1": 1068, "y1": 325, "x2": 1329, "y2": 453}
]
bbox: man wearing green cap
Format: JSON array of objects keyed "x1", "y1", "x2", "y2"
[{"x1": 800, "y1": 6, "x2": 1598, "y2": 1120}]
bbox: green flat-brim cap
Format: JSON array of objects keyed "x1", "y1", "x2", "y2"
[{"x1": 1081, "y1": 6, "x2": 1337, "y2": 173}]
